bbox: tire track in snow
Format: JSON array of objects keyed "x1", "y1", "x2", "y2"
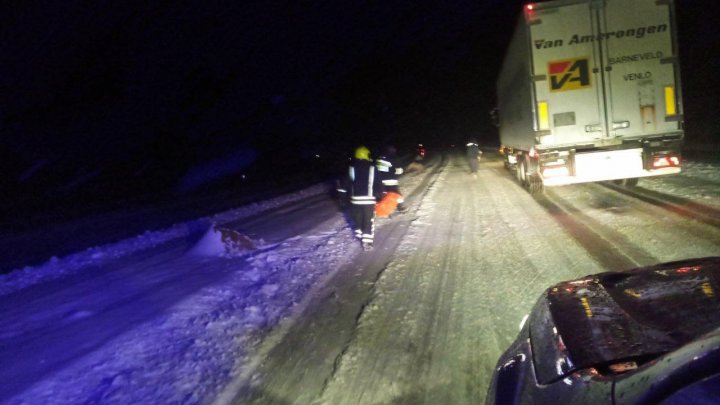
[
  {"x1": 535, "y1": 191, "x2": 647, "y2": 270},
  {"x1": 318, "y1": 154, "x2": 603, "y2": 404},
  {"x1": 484, "y1": 161, "x2": 600, "y2": 306},
  {"x1": 486, "y1": 156, "x2": 654, "y2": 271},
  {"x1": 601, "y1": 182, "x2": 720, "y2": 229},
  {"x1": 318, "y1": 163, "x2": 461, "y2": 404},
  {"x1": 541, "y1": 181, "x2": 720, "y2": 267},
  {"x1": 221, "y1": 157, "x2": 448, "y2": 404}
]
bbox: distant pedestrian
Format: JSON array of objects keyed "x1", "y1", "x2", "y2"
[
  {"x1": 466, "y1": 139, "x2": 482, "y2": 179},
  {"x1": 375, "y1": 145, "x2": 407, "y2": 214},
  {"x1": 349, "y1": 146, "x2": 379, "y2": 251}
]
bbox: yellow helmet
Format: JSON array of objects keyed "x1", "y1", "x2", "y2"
[{"x1": 354, "y1": 146, "x2": 371, "y2": 160}]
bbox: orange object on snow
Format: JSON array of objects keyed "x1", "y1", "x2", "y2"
[{"x1": 375, "y1": 192, "x2": 402, "y2": 218}]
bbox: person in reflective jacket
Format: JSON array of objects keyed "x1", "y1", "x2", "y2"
[
  {"x1": 375, "y1": 145, "x2": 407, "y2": 213},
  {"x1": 349, "y1": 146, "x2": 379, "y2": 251}
]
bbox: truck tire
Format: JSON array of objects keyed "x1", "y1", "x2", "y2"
[
  {"x1": 516, "y1": 156, "x2": 525, "y2": 183},
  {"x1": 520, "y1": 157, "x2": 529, "y2": 185},
  {"x1": 624, "y1": 178, "x2": 639, "y2": 187},
  {"x1": 528, "y1": 175, "x2": 544, "y2": 194},
  {"x1": 519, "y1": 157, "x2": 544, "y2": 194}
]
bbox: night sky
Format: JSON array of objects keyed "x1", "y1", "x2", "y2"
[{"x1": 1, "y1": 0, "x2": 718, "y2": 226}]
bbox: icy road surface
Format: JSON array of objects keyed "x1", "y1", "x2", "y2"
[{"x1": 1, "y1": 151, "x2": 719, "y2": 404}]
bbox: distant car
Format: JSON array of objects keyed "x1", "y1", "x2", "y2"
[
  {"x1": 416, "y1": 144, "x2": 427, "y2": 160},
  {"x1": 486, "y1": 257, "x2": 720, "y2": 405}
]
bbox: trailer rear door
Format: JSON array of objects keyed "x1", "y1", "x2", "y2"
[
  {"x1": 528, "y1": 0, "x2": 682, "y2": 146},
  {"x1": 529, "y1": 1, "x2": 604, "y2": 146},
  {"x1": 599, "y1": 0, "x2": 682, "y2": 139}
]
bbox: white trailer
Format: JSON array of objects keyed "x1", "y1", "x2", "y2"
[{"x1": 497, "y1": 0, "x2": 684, "y2": 193}]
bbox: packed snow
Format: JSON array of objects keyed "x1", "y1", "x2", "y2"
[{"x1": 1, "y1": 151, "x2": 719, "y2": 404}]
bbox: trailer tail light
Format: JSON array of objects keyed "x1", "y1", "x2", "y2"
[
  {"x1": 664, "y1": 86, "x2": 676, "y2": 116},
  {"x1": 652, "y1": 155, "x2": 680, "y2": 168},
  {"x1": 538, "y1": 101, "x2": 549, "y2": 130},
  {"x1": 524, "y1": 3, "x2": 539, "y2": 23}
]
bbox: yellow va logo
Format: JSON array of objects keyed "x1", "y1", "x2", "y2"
[{"x1": 549, "y1": 58, "x2": 591, "y2": 92}]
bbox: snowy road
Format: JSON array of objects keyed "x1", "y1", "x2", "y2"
[
  {"x1": 1, "y1": 151, "x2": 719, "y2": 404},
  {"x1": 232, "y1": 153, "x2": 720, "y2": 404}
]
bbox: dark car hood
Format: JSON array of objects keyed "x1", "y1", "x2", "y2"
[{"x1": 529, "y1": 257, "x2": 720, "y2": 383}]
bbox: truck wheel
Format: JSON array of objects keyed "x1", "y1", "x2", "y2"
[
  {"x1": 624, "y1": 178, "x2": 639, "y2": 187},
  {"x1": 515, "y1": 158, "x2": 524, "y2": 183},
  {"x1": 528, "y1": 174, "x2": 544, "y2": 194},
  {"x1": 518, "y1": 158, "x2": 528, "y2": 186}
]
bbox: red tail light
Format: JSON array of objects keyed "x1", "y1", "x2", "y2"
[
  {"x1": 652, "y1": 155, "x2": 680, "y2": 168},
  {"x1": 524, "y1": 3, "x2": 538, "y2": 23}
]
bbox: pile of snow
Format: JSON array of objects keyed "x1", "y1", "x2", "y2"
[
  {"x1": 187, "y1": 225, "x2": 258, "y2": 257},
  {"x1": 0, "y1": 180, "x2": 363, "y2": 404},
  {"x1": 0, "y1": 183, "x2": 328, "y2": 296}
]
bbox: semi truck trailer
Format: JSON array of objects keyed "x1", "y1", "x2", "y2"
[{"x1": 497, "y1": 0, "x2": 684, "y2": 193}]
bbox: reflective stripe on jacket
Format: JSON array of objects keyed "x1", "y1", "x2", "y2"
[{"x1": 349, "y1": 159, "x2": 377, "y2": 205}]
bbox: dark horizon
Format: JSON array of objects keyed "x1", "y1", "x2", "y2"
[{"x1": 1, "y1": 0, "x2": 718, "y2": 227}]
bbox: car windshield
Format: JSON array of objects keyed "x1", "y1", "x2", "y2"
[{"x1": 531, "y1": 257, "x2": 720, "y2": 384}]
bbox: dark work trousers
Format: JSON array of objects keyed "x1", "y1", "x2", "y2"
[
  {"x1": 468, "y1": 158, "x2": 479, "y2": 174},
  {"x1": 351, "y1": 203, "x2": 375, "y2": 244}
]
